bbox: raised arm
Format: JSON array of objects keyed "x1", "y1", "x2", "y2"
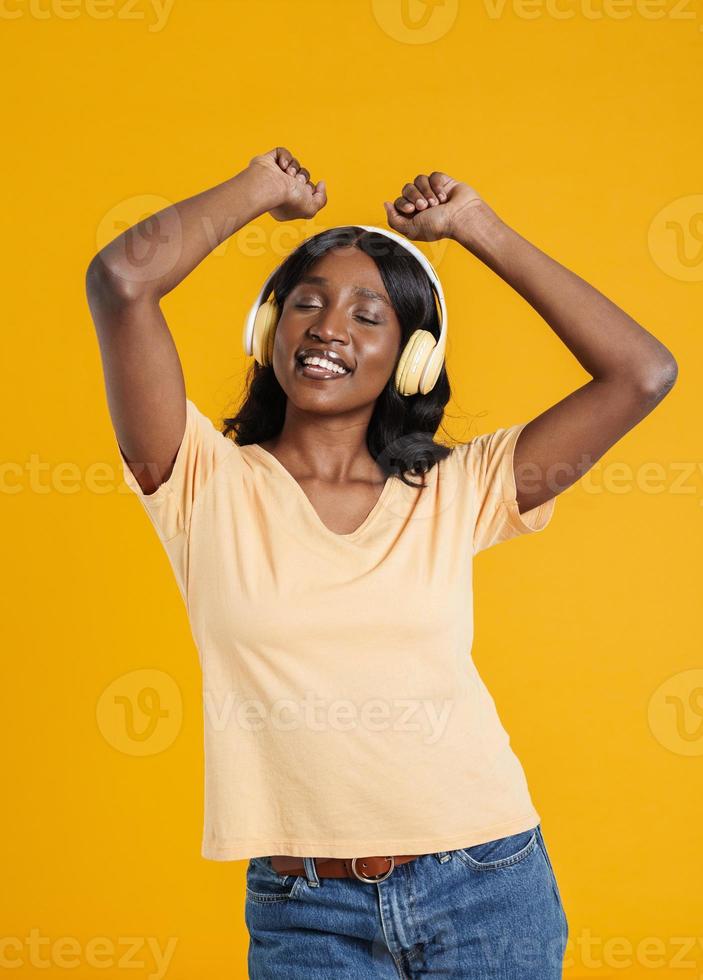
[
  {"x1": 85, "y1": 147, "x2": 326, "y2": 494},
  {"x1": 384, "y1": 174, "x2": 679, "y2": 514}
]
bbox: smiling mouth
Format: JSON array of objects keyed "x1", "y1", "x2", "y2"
[{"x1": 295, "y1": 357, "x2": 352, "y2": 381}]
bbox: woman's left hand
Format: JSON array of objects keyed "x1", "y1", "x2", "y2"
[{"x1": 383, "y1": 172, "x2": 486, "y2": 242}]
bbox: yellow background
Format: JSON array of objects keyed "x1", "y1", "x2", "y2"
[{"x1": 3, "y1": 0, "x2": 702, "y2": 976}]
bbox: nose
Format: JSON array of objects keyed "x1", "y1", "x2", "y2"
[{"x1": 308, "y1": 309, "x2": 351, "y2": 346}]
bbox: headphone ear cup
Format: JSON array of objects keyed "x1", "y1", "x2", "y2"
[
  {"x1": 395, "y1": 329, "x2": 437, "y2": 396},
  {"x1": 417, "y1": 343, "x2": 445, "y2": 394},
  {"x1": 264, "y1": 305, "x2": 277, "y2": 367},
  {"x1": 252, "y1": 297, "x2": 280, "y2": 367}
]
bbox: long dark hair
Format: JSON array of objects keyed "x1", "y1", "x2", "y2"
[{"x1": 222, "y1": 226, "x2": 452, "y2": 488}]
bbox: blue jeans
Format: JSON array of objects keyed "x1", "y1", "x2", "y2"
[{"x1": 245, "y1": 823, "x2": 568, "y2": 978}]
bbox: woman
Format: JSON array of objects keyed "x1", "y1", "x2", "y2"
[{"x1": 86, "y1": 146, "x2": 677, "y2": 979}]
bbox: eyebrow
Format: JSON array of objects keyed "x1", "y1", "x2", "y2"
[{"x1": 297, "y1": 274, "x2": 391, "y2": 308}]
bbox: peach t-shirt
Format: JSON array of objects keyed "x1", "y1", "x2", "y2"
[{"x1": 116, "y1": 397, "x2": 556, "y2": 861}]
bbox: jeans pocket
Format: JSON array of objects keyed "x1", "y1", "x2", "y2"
[
  {"x1": 245, "y1": 856, "x2": 306, "y2": 904},
  {"x1": 455, "y1": 826, "x2": 538, "y2": 871},
  {"x1": 535, "y1": 826, "x2": 568, "y2": 933}
]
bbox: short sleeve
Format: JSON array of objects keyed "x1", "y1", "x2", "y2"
[
  {"x1": 457, "y1": 421, "x2": 557, "y2": 556},
  {"x1": 117, "y1": 397, "x2": 237, "y2": 544}
]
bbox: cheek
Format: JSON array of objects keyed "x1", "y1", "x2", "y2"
[
  {"x1": 365, "y1": 326, "x2": 402, "y2": 364},
  {"x1": 273, "y1": 317, "x2": 295, "y2": 351},
  {"x1": 270, "y1": 323, "x2": 298, "y2": 371},
  {"x1": 373, "y1": 338, "x2": 403, "y2": 379},
  {"x1": 355, "y1": 339, "x2": 402, "y2": 392}
]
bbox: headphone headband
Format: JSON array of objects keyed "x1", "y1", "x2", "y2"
[{"x1": 243, "y1": 225, "x2": 447, "y2": 361}]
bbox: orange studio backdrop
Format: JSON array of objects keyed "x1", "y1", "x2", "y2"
[{"x1": 2, "y1": 0, "x2": 701, "y2": 977}]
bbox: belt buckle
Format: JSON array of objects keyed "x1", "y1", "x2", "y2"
[{"x1": 350, "y1": 856, "x2": 395, "y2": 883}]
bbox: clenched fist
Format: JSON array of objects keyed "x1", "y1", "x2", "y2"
[
  {"x1": 248, "y1": 146, "x2": 327, "y2": 222},
  {"x1": 383, "y1": 171, "x2": 486, "y2": 243}
]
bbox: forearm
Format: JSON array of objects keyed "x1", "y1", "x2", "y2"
[
  {"x1": 451, "y1": 203, "x2": 678, "y2": 390},
  {"x1": 89, "y1": 167, "x2": 277, "y2": 302}
]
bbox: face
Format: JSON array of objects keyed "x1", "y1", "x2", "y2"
[{"x1": 270, "y1": 245, "x2": 403, "y2": 416}]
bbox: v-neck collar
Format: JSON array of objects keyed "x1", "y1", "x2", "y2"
[{"x1": 247, "y1": 443, "x2": 398, "y2": 541}]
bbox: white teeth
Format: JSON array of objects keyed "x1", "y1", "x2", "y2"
[{"x1": 301, "y1": 356, "x2": 348, "y2": 374}]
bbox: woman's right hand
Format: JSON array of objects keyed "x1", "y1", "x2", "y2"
[{"x1": 247, "y1": 146, "x2": 327, "y2": 222}]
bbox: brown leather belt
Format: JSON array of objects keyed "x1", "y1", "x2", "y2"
[{"x1": 270, "y1": 854, "x2": 421, "y2": 883}]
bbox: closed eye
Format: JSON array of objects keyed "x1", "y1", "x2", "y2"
[{"x1": 295, "y1": 303, "x2": 380, "y2": 325}]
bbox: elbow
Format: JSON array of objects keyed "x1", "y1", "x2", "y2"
[
  {"x1": 634, "y1": 356, "x2": 679, "y2": 403},
  {"x1": 85, "y1": 252, "x2": 151, "y2": 306}
]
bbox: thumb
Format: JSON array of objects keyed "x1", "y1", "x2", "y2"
[
  {"x1": 383, "y1": 200, "x2": 409, "y2": 234},
  {"x1": 312, "y1": 179, "x2": 327, "y2": 209}
]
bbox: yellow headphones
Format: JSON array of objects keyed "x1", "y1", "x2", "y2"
[{"x1": 242, "y1": 225, "x2": 448, "y2": 396}]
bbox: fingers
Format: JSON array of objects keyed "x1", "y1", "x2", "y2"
[
  {"x1": 399, "y1": 182, "x2": 426, "y2": 212},
  {"x1": 270, "y1": 147, "x2": 309, "y2": 181},
  {"x1": 270, "y1": 147, "x2": 290, "y2": 170},
  {"x1": 278, "y1": 149, "x2": 311, "y2": 182},
  {"x1": 415, "y1": 175, "x2": 437, "y2": 206},
  {"x1": 276, "y1": 148, "x2": 324, "y2": 203},
  {"x1": 271, "y1": 146, "x2": 327, "y2": 213},
  {"x1": 428, "y1": 171, "x2": 451, "y2": 202},
  {"x1": 396, "y1": 171, "x2": 451, "y2": 213},
  {"x1": 271, "y1": 146, "x2": 295, "y2": 172}
]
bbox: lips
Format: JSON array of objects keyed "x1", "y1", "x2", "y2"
[
  {"x1": 295, "y1": 347, "x2": 353, "y2": 373},
  {"x1": 296, "y1": 359, "x2": 351, "y2": 381}
]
